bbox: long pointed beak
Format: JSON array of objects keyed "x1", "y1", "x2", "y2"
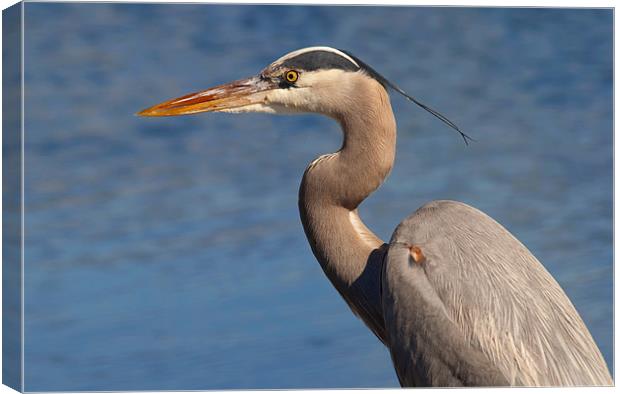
[{"x1": 137, "y1": 76, "x2": 274, "y2": 117}]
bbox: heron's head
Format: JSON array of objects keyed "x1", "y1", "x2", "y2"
[
  {"x1": 138, "y1": 46, "x2": 385, "y2": 119},
  {"x1": 138, "y1": 46, "x2": 470, "y2": 143}
]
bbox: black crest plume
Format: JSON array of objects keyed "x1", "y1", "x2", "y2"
[{"x1": 342, "y1": 50, "x2": 474, "y2": 145}]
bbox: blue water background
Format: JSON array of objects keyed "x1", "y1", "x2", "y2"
[{"x1": 22, "y1": 4, "x2": 612, "y2": 391}]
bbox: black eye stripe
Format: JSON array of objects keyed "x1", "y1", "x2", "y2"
[
  {"x1": 270, "y1": 49, "x2": 389, "y2": 91},
  {"x1": 280, "y1": 50, "x2": 359, "y2": 72}
]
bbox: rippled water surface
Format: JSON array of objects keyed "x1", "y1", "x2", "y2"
[{"x1": 22, "y1": 4, "x2": 612, "y2": 390}]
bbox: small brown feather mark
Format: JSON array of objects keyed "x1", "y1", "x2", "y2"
[{"x1": 409, "y1": 246, "x2": 425, "y2": 264}]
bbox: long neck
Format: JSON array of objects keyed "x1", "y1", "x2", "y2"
[{"x1": 298, "y1": 85, "x2": 396, "y2": 342}]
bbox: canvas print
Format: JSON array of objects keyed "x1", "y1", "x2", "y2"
[{"x1": 2, "y1": 2, "x2": 613, "y2": 390}]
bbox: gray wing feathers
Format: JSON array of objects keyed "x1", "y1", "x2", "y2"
[
  {"x1": 382, "y1": 200, "x2": 612, "y2": 386},
  {"x1": 383, "y1": 244, "x2": 509, "y2": 386}
]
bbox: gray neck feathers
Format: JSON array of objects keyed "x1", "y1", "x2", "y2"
[{"x1": 298, "y1": 83, "x2": 396, "y2": 342}]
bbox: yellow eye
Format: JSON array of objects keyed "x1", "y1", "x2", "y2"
[{"x1": 285, "y1": 70, "x2": 299, "y2": 83}]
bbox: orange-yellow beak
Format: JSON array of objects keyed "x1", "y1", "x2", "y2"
[{"x1": 137, "y1": 76, "x2": 275, "y2": 117}]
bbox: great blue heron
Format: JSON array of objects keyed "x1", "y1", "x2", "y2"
[{"x1": 138, "y1": 46, "x2": 612, "y2": 386}]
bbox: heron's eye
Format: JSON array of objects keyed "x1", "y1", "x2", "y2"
[{"x1": 285, "y1": 70, "x2": 299, "y2": 83}]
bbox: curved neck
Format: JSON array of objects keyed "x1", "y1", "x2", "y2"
[{"x1": 298, "y1": 85, "x2": 396, "y2": 342}]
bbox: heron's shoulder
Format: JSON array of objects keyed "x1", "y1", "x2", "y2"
[
  {"x1": 383, "y1": 200, "x2": 613, "y2": 386},
  {"x1": 414, "y1": 199, "x2": 484, "y2": 216},
  {"x1": 389, "y1": 199, "x2": 499, "y2": 243}
]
